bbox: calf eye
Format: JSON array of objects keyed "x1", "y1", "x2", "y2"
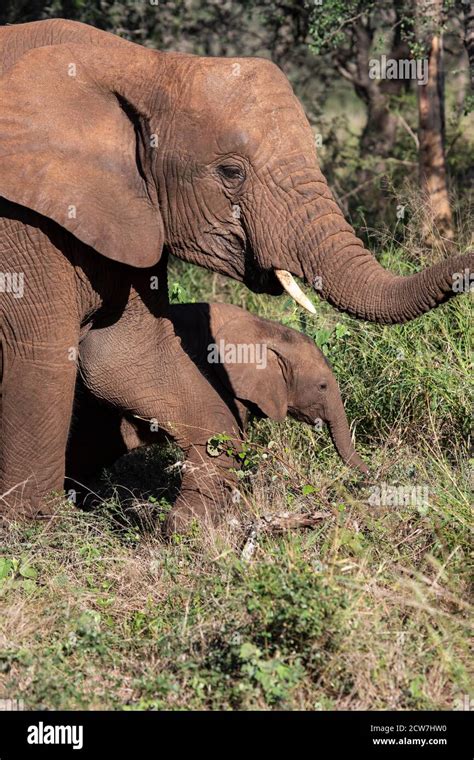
[{"x1": 319, "y1": 381, "x2": 327, "y2": 390}]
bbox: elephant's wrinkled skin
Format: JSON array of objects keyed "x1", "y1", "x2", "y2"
[
  {"x1": 68, "y1": 302, "x2": 368, "y2": 534},
  {"x1": 0, "y1": 19, "x2": 471, "y2": 516}
]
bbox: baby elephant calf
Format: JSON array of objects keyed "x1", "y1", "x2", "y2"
[{"x1": 67, "y1": 303, "x2": 368, "y2": 534}]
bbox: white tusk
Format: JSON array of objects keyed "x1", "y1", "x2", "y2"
[{"x1": 274, "y1": 269, "x2": 316, "y2": 314}]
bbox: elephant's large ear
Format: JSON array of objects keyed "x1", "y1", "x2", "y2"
[
  {"x1": 0, "y1": 44, "x2": 163, "y2": 267},
  {"x1": 213, "y1": 318, "x2": 288, "y2": 421}
]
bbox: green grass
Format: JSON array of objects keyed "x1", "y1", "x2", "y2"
[{"x1": 0, "y1": 247, "x2": 472, "y2": 711}]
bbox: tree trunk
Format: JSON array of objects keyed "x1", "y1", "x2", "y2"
[
  {"x1": 464, "y1": 0, "x2": 474, "y2": 89},
  {"x1": 417, "y1": 1, "x2": 454, "y2": 249},
  {"x1": 335, "y1": 8, "x2": 411, "y2": 206},
  {"x1": 354, "y1": 21, "x2": 396, "y2": 157}
]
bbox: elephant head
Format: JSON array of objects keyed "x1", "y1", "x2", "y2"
[
  {"x1": 0, "y1": 19, "x2": 471, "y2": 319},
  {"x1": 204, "y1": 305, "x2": 368, "y2": 475}
]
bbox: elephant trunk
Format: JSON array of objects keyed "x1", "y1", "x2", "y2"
[
  {"x1": 325, "y1": 389, "x2": 369, "y2": 475},
  {"x1": 278, "y1": 170, "x2": 472, "y2": 324}
]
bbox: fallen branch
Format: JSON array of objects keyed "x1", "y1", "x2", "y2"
[{"x1": 241, "y1": 510, "x2": 331, "y2": 561}]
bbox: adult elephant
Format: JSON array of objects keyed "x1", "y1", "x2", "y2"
[{"x1": 0, "y1": 19, "x2": 471, "y2": 516}]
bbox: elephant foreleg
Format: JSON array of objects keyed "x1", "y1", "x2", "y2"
[
  {"x1": 0, "y1": 351, "x2": 77, "y2": 518},
  {"x1": 164, "y1": 442, "x2": 240, "y2": 537}
]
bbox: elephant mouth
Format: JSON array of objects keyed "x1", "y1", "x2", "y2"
[
  {"x1": 246, "y1": 263, "x2": 315, "y2": 313},
  {"x1": 242, "y1": 244, "x2": 315, "y2": 309},
  {"x1": 242, "y1": 249, "x2": 284, "y2": 296},
  {"x1": 248, "y1": 268, "x2": 284, "y2": 295}
]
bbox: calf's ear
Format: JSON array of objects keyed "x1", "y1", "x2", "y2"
[{"x1": 213, "y1": 318, "x2": 288, "y2": 421}]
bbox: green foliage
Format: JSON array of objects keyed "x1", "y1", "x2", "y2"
[
  {"x1": 169, "y1": 281, "x2": 189, "y2": 304},
  {"x1": 238, "y1": 642, "x2": 305, "y2": 704},
  {"x1": 153, "y1": 555, "x2": 349, "y2": 708},
  {"x1": 244, "y1": 560, "x2": 346, "y2": 654},
  {"x1": 0, "y1": 556, "x2": 38, "y2": 593},
  {"x1": 308, "y1": 0, "x2": 371, "y2": 55}
]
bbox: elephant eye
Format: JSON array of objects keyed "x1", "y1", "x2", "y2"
[
  {"x1": 217, "y1": 164, "x2": 245, "y2": 185},
  {"x1": 319, "y1": 381, "x2": 327, "y2": 391}
]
